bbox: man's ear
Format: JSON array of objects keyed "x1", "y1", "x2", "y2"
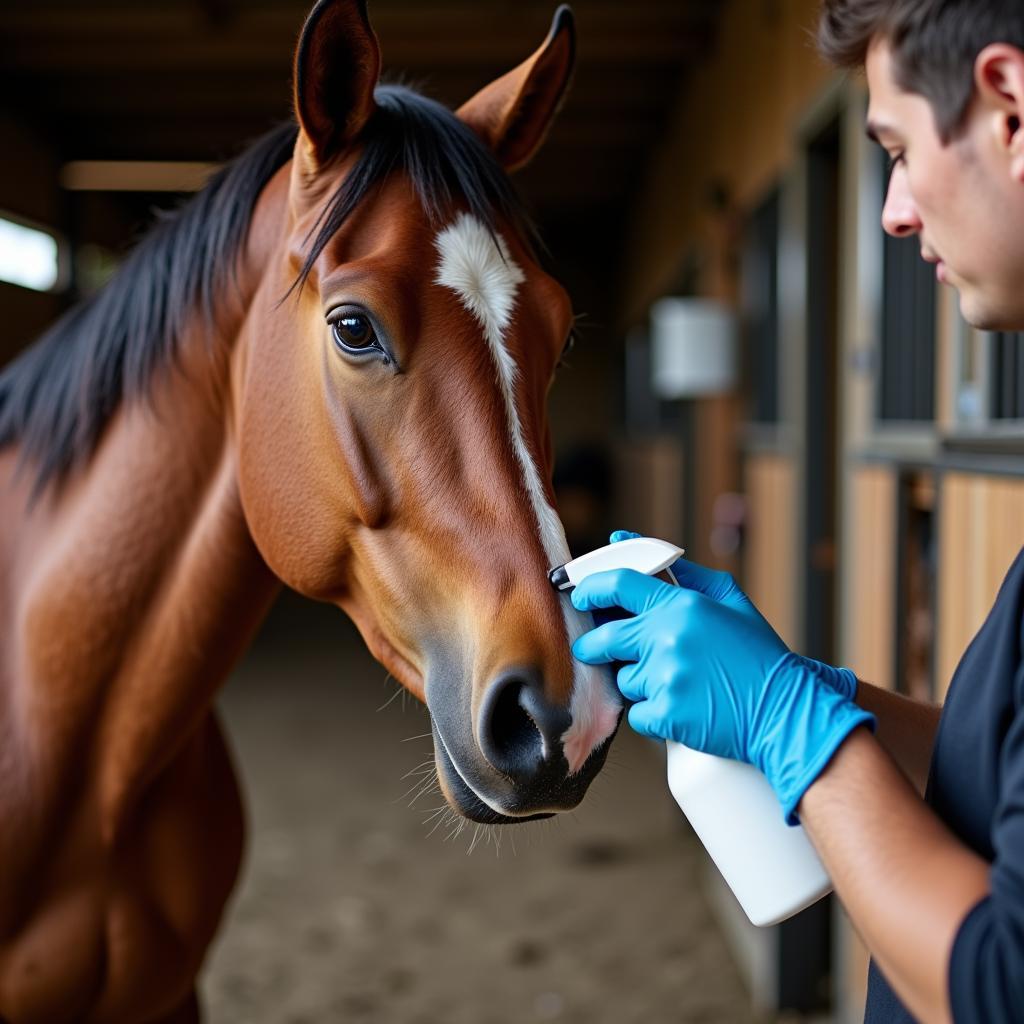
[
  {"x1": 456, "y1": 5, "x2": 576, "y2": 172},
  {"x1": 292, "y1": 0, "x2": 381, "y2": 175},
  {"x1": 974, "y1": 44, "x2": 1024, "y2": 181}
]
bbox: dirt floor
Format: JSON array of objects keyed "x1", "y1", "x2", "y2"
[{"x1": 201, "y1": 593, "x2": 757, "y2": 1024}]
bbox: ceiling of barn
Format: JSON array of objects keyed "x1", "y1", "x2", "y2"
[{"x1": 0, "y1": 0, "x2": 722, "y2": 222}]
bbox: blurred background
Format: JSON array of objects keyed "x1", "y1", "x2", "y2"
[{"x1": 3, "y1": 0, "x2": 1024, "y2": 1021}]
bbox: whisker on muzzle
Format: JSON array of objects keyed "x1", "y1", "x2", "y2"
[
  {"x1": 399, "y1": 759, "x2": 436, "y2": 781},
  {"x1": 376, "y1": 680, "x2": 405, "y2": 713}
]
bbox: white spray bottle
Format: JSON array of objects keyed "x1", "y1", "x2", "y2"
[{"x1": 550, "y1": 537, "x2": 832, "y2": 927}]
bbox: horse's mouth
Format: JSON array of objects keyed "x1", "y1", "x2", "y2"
[
  {"x1": 430, "y1": 721, "x2": 555, "y2": 824},
  {"x1": 428, "y1": 717, "x2": 618, "y2": 825}
]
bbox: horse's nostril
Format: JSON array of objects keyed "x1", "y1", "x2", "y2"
[
  {"x1": 488, "y1": 679, "x2": 542, "y2": 769},
  {"x1": 479, "y1": 668, "x2": 571, "y2": 778}
]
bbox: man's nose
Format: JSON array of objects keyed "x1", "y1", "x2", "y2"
[{"x1": 881, "y1": 163, "x2": 922, "y2": 238}]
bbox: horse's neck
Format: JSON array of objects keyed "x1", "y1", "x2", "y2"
[{"x1": 4, "y1": 196, "x2": 287, "y2": 831}]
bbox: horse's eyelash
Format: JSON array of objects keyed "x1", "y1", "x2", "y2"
[{"x1": 557, "y1": 330, "x2": 577, "y2": 370}]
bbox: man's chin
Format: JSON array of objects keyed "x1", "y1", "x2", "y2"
[{"x1": 956, "y1": 286, "x2": 1024, "y2": 334}]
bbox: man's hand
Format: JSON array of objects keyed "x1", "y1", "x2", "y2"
[
  {"x1": 570, "y1": 560, "x2": 874, "y2": 822},
  {"x1": 609, "y1": 531, "x2": 861, "y2": 701}
]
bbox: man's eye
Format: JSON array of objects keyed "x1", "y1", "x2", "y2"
[{"x1": 331, "y1": 314, "x2": 378, "y2": 353}]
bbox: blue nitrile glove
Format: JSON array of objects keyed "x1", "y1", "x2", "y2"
[
  {"x1": 570, "y1": 561, "x2": 875, "y2": 824},
  {"x1": 608, "y1": 530, "x2": 859, "y2": 703},
  {"x1": 793, "y1": 655, "x2": 859, "y2": 703}
]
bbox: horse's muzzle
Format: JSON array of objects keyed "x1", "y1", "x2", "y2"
[{"x1": 426, "y1": 664, "x2": 620, "y2": 824}]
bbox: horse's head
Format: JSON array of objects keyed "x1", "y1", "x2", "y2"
[{"x1": 235, "y1": 0, "x2": 621, "y2": 823}]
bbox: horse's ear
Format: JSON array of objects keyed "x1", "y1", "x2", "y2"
[
  {"x1": 292, "y1": 0, "x2": 381, "y2": 170},
  {"x1": 456, "y1": 5, "x2": 576, "y2": 172}
]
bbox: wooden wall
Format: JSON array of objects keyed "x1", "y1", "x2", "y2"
[
  {"x1": 937, "y1": 473, "x2": 1024, "y2": 695},
  {"x1": 614, "y1": 0, "x2": 837, "y2": 573},
  {"x1": 613, "y1": 438, "x2": 686, "y2": 545},
  {"x1": 744, "y1": 452, "x2": 797, "y2": 648},
  {"x1": 621, "y1": 0, "x2": 832, "y2": 322},
  {"x1": 838, "y1": 465, "x2": 1024, "y2": 700},
  {"x1": 843, "y1": 465, "x2": 897, "y2": 691}
]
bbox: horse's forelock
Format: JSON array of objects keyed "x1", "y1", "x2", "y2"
[{"x1": 292, "y1": 83, "x2": 539, "y2": 299}]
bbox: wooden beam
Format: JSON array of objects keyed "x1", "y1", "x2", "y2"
[
  {"x1": 60, "y1": 160, "x2": 220, "y2": 192},
  {"x1": 45, "y1": 109, "x2": 658, "y2": 163},
  {"x1": 0, "y1": 4, "x2": 711, "y2": 73},
  {"x1": 15, "y1": 67, "x2": 680, "y2": 119},
  {"x1": 1, "y1": 4, "x2": 715, "y2": 38},
  {"x1": 2, "y1": 39, "x2": 704, "y2": 74}
]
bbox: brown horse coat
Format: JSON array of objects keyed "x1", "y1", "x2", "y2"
[{"x1": 0, "y1": 3, "x2": 620, "y2": 1020}]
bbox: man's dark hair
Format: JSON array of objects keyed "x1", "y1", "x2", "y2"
[{"x1": 818, "y1": 0, "x2": 1024, "y2": 141}]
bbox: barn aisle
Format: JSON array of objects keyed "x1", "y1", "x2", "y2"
[{"x1": 202, "y1": 592, "x2": 755, "y2": 1024}]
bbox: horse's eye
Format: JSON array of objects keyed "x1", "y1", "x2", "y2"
[
  {"x1": 331, "y1": 314, "x2": 379, "y2": 354},
  {"x1": 558, "y1": 331, "x2": 576, "y2": 368}
]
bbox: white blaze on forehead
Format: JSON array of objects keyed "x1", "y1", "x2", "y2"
[{"x1": 434, "y1": 213, "x2": 621, "y2": 775}]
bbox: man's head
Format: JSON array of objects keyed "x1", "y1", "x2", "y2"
[{"x1": 819, "y1": 1, "x2": 1024, "y2": 330}]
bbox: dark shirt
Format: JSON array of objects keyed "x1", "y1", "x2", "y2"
[{"x1": 864, "y1": 547, "x2": 1024, "y2": 1022}]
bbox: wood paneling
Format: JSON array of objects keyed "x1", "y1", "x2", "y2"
[
  {"x1": 937, "y1": 474, "x2": 1024, "y2": 696},
  {"x1": 623, "y1": 0, "x2": 830, "y2": 320},
  {"x1": 692, "y1": 394, "x2": 743, "y2": 573},
  {"x1": 844, "y1": 466, "x2": 896, "y2": 690},
  {"x1": 935, "y1": 287, "x2": 956, "y2": 431},
  {"x1": 743, "y1": 453, "x2": 797, "y2": 648},
  {"x1": 613, "y1": 439, "x2": 685, "y2": 545}
]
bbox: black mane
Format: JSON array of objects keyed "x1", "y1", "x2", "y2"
[{"x1": 0, "y1": 84, "x2": 534, "y2": 495}]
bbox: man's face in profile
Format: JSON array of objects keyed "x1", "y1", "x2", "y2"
[{"x1": 866, "y1": 40, "x2": 1024, "y2": 331}]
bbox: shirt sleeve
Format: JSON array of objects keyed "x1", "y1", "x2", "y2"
[{"x1": 948, "y1": 662, "x2": 1024, "y2": 1022}]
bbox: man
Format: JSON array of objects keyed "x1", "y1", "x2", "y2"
[{"x1": 571, "y1": 2, "x2": 1024, "y2": 1021}]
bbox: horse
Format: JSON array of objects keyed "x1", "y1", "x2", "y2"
[{"x1": 0, "y1": 1, "x2": 622, "y2": 1020}]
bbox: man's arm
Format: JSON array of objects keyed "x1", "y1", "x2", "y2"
[
  {"x1": 799, "y1": 728, "x2": 990, "y2": 1024},
  {"x1": 570, "y1": 553, "x2": 1016, "y2": 1021},
  {"x1": 851, "y1": 680, "x2": 943, "y2": 794}
]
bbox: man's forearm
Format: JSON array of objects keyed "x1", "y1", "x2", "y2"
[
  {"x1": 799, "y1": 728, "x2": 989, "y2": 1024},
  {"x1": 853, "y1": 680, "x2": 943, "y2": 794}
]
